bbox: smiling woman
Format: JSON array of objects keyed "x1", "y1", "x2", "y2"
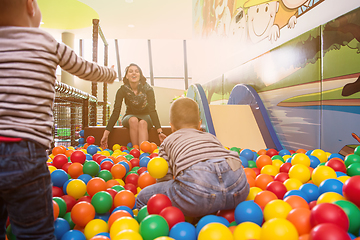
[{"x1": 37, "y1": 0, "x2": 99, "y2": 30}]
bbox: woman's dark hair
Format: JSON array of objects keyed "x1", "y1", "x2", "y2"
[{"x1": 123, "y1": 63, "x2": 147, "y2": 85}]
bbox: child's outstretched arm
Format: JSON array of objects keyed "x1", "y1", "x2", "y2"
[{"x1": 57, "y1": 42, "x2": 117, "y2": 83}]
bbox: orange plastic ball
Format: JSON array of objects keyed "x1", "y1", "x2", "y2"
[
  {"x1": 106, "y1": 179, "x2": 120, "y2": 188},
  {"x1": 287, "y1": 208, "x2": 312, "y2": 236},
  {"x1": 107, "y1": 210, "x2": 132, "y2": 228},
  {"x1": 111, "y1": 164, "x2": 127, "y2": 179},
  {"x1": 283, "y1": 195, "x2": 309, "y2": 210},
  {"x1": 71, "y1": 201, "x2": 96, "y2": 227},
  {"x1": 255, "y1": 173, "x2": 274, "y2": 190},
  {"x1": 52, "y1": 146, "x2": 66, "y2": 156},
  {"x1": 114, "y1": 156, "x2": 127, "y2": 164},
  {"x1": 244, "y1": 168, "x2": 257, "y2": 179},
  {"x1": 67, "y1": 162, "x2": 83, "y2": 179},
  {"x1": 113, "y1": 190, "x2": 136, "y2": 209},
  {"x1": 254, "y1": 190, "x2": 278, "y2": 208},
  {"x1": 65, "y1": 149, "x2": 74, "y2": 157},
  {"x1": 150, "y1": 142, "x2": 158, "y2": 153},
  {"x1": 87, "y1": 177, "x2": 107, "y2": 197},
  {"x1": 138, "y1": 172, "x2": 157, "y2": 189},
  {"x1": 257, "y1": 149, "x2": 267, "y2": 155},
  {"x1": 140, "y1": 141, "x2": 151, "y2": 153},
  {"x1": 246, "y1": 176, "x2": 256, "y2": 188},
  {"x1": 256, "y1": 155, "x2": 272, "y2": 169},
  {"x1": 53, "y1": 200, "x2": 59, "y2": 220}
]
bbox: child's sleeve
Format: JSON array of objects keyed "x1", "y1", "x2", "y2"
[{"x1": 56, "y1": 42, "x2": 117, "y2": 83}]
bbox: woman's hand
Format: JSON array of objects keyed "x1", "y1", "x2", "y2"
[
  {"x1": 100, "y1": 130, "x2": 110, "y2": 150},
  {"x1": 158, "y1": 132, "x2": 167, "y2": 144}
]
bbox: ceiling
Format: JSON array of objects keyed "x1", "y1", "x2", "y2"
[{"x1": 38, "y1": 0, "x2": 193, "y2": 40}]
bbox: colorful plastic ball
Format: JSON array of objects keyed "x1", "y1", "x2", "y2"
[
  {"x1": 256, "y1": 155, "x2": 272, "y2": 170},
  {"x1": 279, "y1": 162, "x2": 292, "y2": 173},
  {"x1": 147, "y1": 194, "x2": 172, "y2": 214},
  {"x1": 84, "y1": 219, "x2": 109, "y2": 240},
  {"x1": 113, "y1": 190, "x2": 136, "y2": 209},
  {"x1": 53, "y1": 197, "x2": 67, "y2": 218},
  {"x1": 216, "y1": 209, "x2": 235, "y2": 224},
  {"x1": 138, "y1": 172, "x2": 156, "y2": 189},
  {"x1": 89, "y1": 236, "x2": 110, "y2": 240},
  {"x1": 255, "y1": 173, "x2": 274, "y2": 190},
  {"x1": 52, "y1": 154, "x2": 69, "y2": 169},
  {"x1": 70, "y1": 150, "x2": 87, "y2": 164},
  {"x1": 263, "y1": 199, "x2": 292, "y2": 221},
  {"x1": 310, "y1": 203, "x2": 349, "y2": 231},
  {"x1": 325, "y1": 158, "x2": 347, "y2": 173},
  {"x1": 159, "y1": 206, "x2": 185, "y2": 229},
  {"x1": 260, "y1": 218, "x2": 298, "y2": 240},
  {"x1": 311, "y1": 165, "x2": 337, "y2": 186},
  {"x1": 91, "y1": 191, "x2": 113, "y2": 214},
  {"x1": 266, "y1": 181, "x2": 287, "y2": 199},
  {"x1": 67, "y1": 162, "x2": 84, "y2": 179},
  {"x1": 83, "y1": 161, "x2": 100, "y2": 177},
  {"x1": 169, "y1": 222, "x2": 196, "y2": 240},
  {"x1": 110, "y1": 217, "x2": 140, "y2": 239},
  {"x1": 291, "y1": 153, "x2": 311, "y2": 167},
  {"x1": 87, "y1": 177, "x2": 107, "y2": 197},
  {"x1": 86, "y1": 136, "x2": 96, "y2": 145},
  {"x1": 61, "y1": 229, "x2": 86, "y2": 240},
  {"x1": 198, "y1": 222, "x2": 233, "y2": 240},
  {"x1": 308, "y1": 155, "x2": 321, "y2": 168},
  {"x1": 347, "y1": 163, "x2": 360, "y2": 176},
  {"x1": 317, "y1": 192, "x2": 345, "y2": 204},
  {"x1": 195, "y1": 215, "x2": 229, "y2": 235},
  {"x1": 100, "y1": 161, "x2": 114, "y2": 172},
  {"x1": 110, "y1": 230, "x2": 142, "y2": 240},
  {"x1": 97, "y1": 170, "x2": 113, "y2": 182},
  {"x1": 112, "y1": 205, "x2": 134, "y2": 217},
  {"x1": 51, "y1": 169, "x2": 69, "y2": 188},
  {"x1": 254, "y1": 190, "x2": 278, "y2": 208},
  {"x1": 234, "y1": 200, "x2": 263, "y2": 226},
  {"x1": 345, "y1": 154, "x2": 360, "y2": 168},
  {"x1": 139, "y1": 215, "x2": 170, "y2": 240},
  {"x1": 260, "y1": 165, "x2": 279, "y2": 176},
  {"x1": 274, "y1": 172, "x2": 289, "y2": 183},
  {"x1": 284, "y1": 195, "x2": 309, "y2": 209},
  {"x1": 299, "y1": 183, "x2": 320, "y2": 202},
  {"x1": 125, "y1": 173, "x2": 139, "y2": 186},
  {"x1": 71, "y1": 201, "x2": 96, "y2": 227},
  {"x1": 77, "y1": 173, "x2": 92, "y2": 184},
  {"x1": 240, "y1": 149, "x2": 255, "y2": 161},
  {"x1": 343, "y1": 176, "x2": 360, "y2": 208},
  {"x1": 311, "y1": 149, "x2": 328, "y2": 163},
  {"x1": 233, "y1": 221, "x2": 261, "y2": 240},
  {"x1": 87, "y1": 145, "x2": 98, "y2": 155},
  {"x1": 136, "y1": 206, "x2": 149, "y2": 223},
  {"x1": 283, "y1": 178, "x2": 303, "y2": 191},
  {"x1": 287, "y1": 208, "x2": 312, "y2": 236},
  {"x1": 54, "y1": 217, "x2": 70, "y2": 239},
  {"x1": 61, "y1": 195, "x2": 77, "y2": 212},
  {"x1": 279, "y1": 149, "x2": 291, "y2": 156},
  {"x1": 289, "y1": 164, "x2": 311, "y2": 184},
  {"x1": 334, "y1": 199, "x2": 360, "y2": 235},
  {"x1": 147, "y1": 157, "x2": 168, "y2": 179},
  {"x1": 66, "y1": 179, "x2": 86, "y2": 200},
  {"x1": 309, "y1": 223, "x2": 350, "y2": 240},
  {"x1": 247, "y1": 160, "x2": 257, "y2": 168},
  {"x1": 318, "y1": 178, "x2": 343, "y2": 195},
  {"x1": 139, "y1": 156, "x2": 151, "y2": 168},
  {"x1": 108, "y1": 210, "x2": 132, "y2": 228},
  {"x1": 130, "y1": 148, "x2": 140, "y2": 158}
]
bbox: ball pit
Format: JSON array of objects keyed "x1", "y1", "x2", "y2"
[{"x1": 41, "y1": 136, "x2": 360, "y2": 240}]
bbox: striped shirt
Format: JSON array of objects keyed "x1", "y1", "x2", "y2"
[
  {"x1": 158, "y1": 128, "x2": 241, "y2": 180},
  {"x1": 0, "y1": 26, "x2": 117, "y2": 148}
]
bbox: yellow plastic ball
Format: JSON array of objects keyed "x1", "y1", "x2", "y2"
[
  {"x1": 263, "y1": 199, "x2": 292, "y2": 221},
  {"x1": 272, "y1": 159, "x2": 284, "y2": 171},
  {"x1": 66, "y1": 179, "x2": 86, "y2": 199},
  {"x1": 316, "y1": 192, "x2": 345, "y2": 204},
  {"x1": 112, "y1": 230, "x2": 142, "y2": 240},
  {"x1": 311, "y1": 149, "x2": 328, "y2": 163},
  {"x1": 283, "y1": 155, "x2": 291, "y2": 161},
  {"x1": 291, "y1": 153, "x2": 310, "y2": 167},
  {"x1": 283, "y1": 178, "x2": 303, "y2": 191},
  {"x1": 147, "y1": 157, "x2": 169, "y2": 179},
  {"x1": 337, "y1": 175, "x2": 351, "y2": 183},
  {"x1": 198, "y1": 222, "x2": 234, "y2": 240},
  {"x1": 84, "y1": 219, "x2": 109, "y2": 239},
  {"x1": 154, "y1": 237, "x2": 176, "y2": 240},
  {"x1": 288, "y1": 164, "x2": 311, "y2": 183},
  {"x1": 110, "y1": 217, "x2": 139, "y2": 239},
  {"x1": 311, "y1": 165, "x2": 337, "y2": 186},
  {"x1": 113, "y1": 144, "x2": 121, "y2": 151},
  {"x1": 115, "y1": 178, "x2": 125, "y2": 186},
  {"x1": 260, "y1": 218, "x2": 298, "y2": 240},
  {"x1": 48, "y1": 165, "x2": 57, "y2": 174},
  {"x1": 101, "y1": 150, "x2": 110, "y2": 157},
  {"x1": 246, "y1": 187, "x2": 263, "y2": 201},
  {"x1": 233, "y1": 221, "x2": 261, "y2": 240},
  {"x1": 260, "y1": 165, "x2": 279, "y2": 176}
]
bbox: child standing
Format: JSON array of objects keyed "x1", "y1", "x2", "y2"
[
  {"x1": 0, "y1": 0, "x2": 117, "y2": 239},
  {"x1": 136, "y1": 97, "x2": 249, "y2": 217}
]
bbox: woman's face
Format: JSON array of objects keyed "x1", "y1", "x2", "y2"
[{"x1": 126, "y1": 66, "x2": 141, "y2": 84}]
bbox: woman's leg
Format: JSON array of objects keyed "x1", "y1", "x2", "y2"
[
  {"x1": 138, "y1": 120, "x2": 148, "y2": 145},
  {"x1": 128, "y1": 117, "x2": 139, "y2": 146}
]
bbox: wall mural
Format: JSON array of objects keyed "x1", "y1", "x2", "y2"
[{"x1": 196, "y1": 5, "x2": 360, "y2": 153}]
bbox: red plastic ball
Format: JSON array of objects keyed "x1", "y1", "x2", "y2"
[
  {"x1": 149, "y1": 153, "x2": 158, "y2": 159},
  {"x1": 147, "y1": 194, "x2": 172, "y2": 214},
  {"x1": 274, "y1": 172, "x2": 290, "y2": 183},
  {"x1": 61, "y1": 162, "x2": 72, "y2": 173},
  {"x1": 310, "y1": 203, "x2": 349, "y2": 231},
  {"x1": 130, "y1": 149, "x2": 140, "y2": 158},
  {"x1": 309, "y1": 223, "x2": 350, "y2": 240},
  {"x1": 159, "y1": 206, "x2": 185, "y2": 229},
  {"x1": 216, "y1": 209, "x2": 235, "y2": 223},
  {"x1": 86, "y1": 136, "x2": 95, "y2": 145},
  {"x1": 70, "y1": 150, "x2": 86, "y2": 164},
  {"x1": 279, "y1": 162, "x2": 292, "y2": 173},
  {"x1": 130, "y1": 158, "x2": 140, "y2": 168},
  {"x1": 325, "y1": 158, "x2": 347, "y2": 173},
  {"x1": 100, "y1": 161, "x2": 114, "y2": 171},
  {"x1": 52, "y1": 154, "x2": 69, "y2": 169},
  {"x1": 266, "y1": 181, "x2": 288, "y2": 199},
  {"x1": 343, "y1": 175, "x2": 360, "y2": 208},
  {"x1": 52, "y1": 186, "x2": 63, "y2": 197},
  {"x1": 125, "y1": 173, "x2": 139, "y2": 187},
  {"x1": 124, "y1": 183, "x2": 137, "y2": 195},
  {"x1": 120, "y1": 146, "x2": 128, "y2": 151},
  {"x1": 266, "y1": 148, "x2": 279, "y2": 158},
  {"x1": 137, "y1": 167, "x2": 147, "y2": 176},
  {"x1": 61, "y1": 194, "x2": 77, "y2": 212}
]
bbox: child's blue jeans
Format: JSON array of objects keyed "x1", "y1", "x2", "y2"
[
  {"x1": 136, "y1": 158, "x2": 250, "y2": 217},
  {"x1": 0, "y1": 140, "x2": 55, "y2": 240}
]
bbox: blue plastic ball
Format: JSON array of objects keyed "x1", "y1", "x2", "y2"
[
  {"x1": 61, "y1": 230, "x2": 86, "y2": 240},
  {"x1": 329, "y1": 153, "x2": 345, "y2": 161},
  {"x1": 278, "y1": 149, "x2": 291, "y2": 157},
  {"x1": 62, "y1": 179, "x2": 73, "y2": 195},
  {"x1": 118, "y1": 161, "x2": 130, "y2": 173},
  {"x1": 299, "y1": 183, "x2": 320, "y2": 202},
  {"x1": 54, "y1": 218, "x2": 70, "y2": 240},
  {"x1": 77, "y1": 174, "x2": 92, "y2": 185},
  {"x1": 100, "y1": 158, "x2": 114, "y2": 165},
  {"x1": 139, "y1": 156, "x2": 151, "y2": 168},
  {"x1": 85, "y1": 154, "x2": 93, "y2": 160},
  {"x1": 95, "y1": 212, "x2": 111, "y2": 222},
  {"x1": 51, "y1": 169, "x2": 69, "y2": 188},
  {"x1": 309, "y1": 155, "x2": 321, "y2": 168},
  {"x1": 240, "y1": 149, "x2": 255, "y2": 161},
  {"x1": 140, "y1": 152, "x2": 150, "y2": 159},
  {"x1": 79, "y1": 130, "x2": 84, "y2": 137},
  {"x1": 234, "y1": 200, "x2": 263, "y2": 226},
  {"x1": 127, "y1": 142, "x2": 133, "y2": 148},
  {"x1": 318, "y1": 178, "x2": 344, "y2": 195},
  {"x1": 239, "y1": 156, "x2": 249, "y2": 168},
  {"x1": 170, "y1": 222, "x2": 197, "y2": 240},
  {"x1": 86, "y1": 145, "x2": 98, "y2": 155},
  {"x1": 195, "y1": 215, "x2": 229, "y2": 235},
  {"x1": 336, "y1": 171, "x2": 347, "y2": 177},
  {"x1": 78, "y1": 137, "x2": 85, "y2": 144},
  {"x1": 112, "y1": 205, "x2": 134, "y2": 217},
  {"x1": 284, "y1": 189, "x2": 310, "y2": 203}
]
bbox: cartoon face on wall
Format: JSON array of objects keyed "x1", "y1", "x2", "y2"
[
  {"x1": 229, "y1": 7, "x2": 247, "y2": 43},
  {"x1": 245, "y1": 0, "x2": 280, "y2": 44}
]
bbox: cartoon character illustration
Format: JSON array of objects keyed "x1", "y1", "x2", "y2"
[
  {"x1": 244, "y1": 0, "x2": 280, "y2": 44},
  {"x1": 275, "y1": 0, "x2": 314, "y2": 30},
  {"x1": 229, "y1": 7, "x2": 248, "y2": 43},
  {"x1": 342, "y1": 75, "x2": 360, "y2": 97},
  {"x1": 214, "y1": 0, "x2": 232, "y2": 36}
]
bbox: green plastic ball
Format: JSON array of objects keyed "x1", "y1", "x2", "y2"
[
  {"x1": 97, "y1": 170, "x2": 113, "y2": 182},
  {"x1": 83, "y1": 161, "x2": 100, "y2": 177},
  {"x1": 347, "y1": 162, "x2": 360, "y2": 176},
  {"x1": 91, "y1": 191, "x2": 113, "y2": 214},
  {"x1": 137, "y1": 206, "x2": 149, "y2": 223},
  {"x1": 334, "y1": 200, "x2": 360, "y2": 235},
  {"x1": 53, "y1": 197, "x2": 67, "y2": 218},
  {"x1": 139, "y1": 214, "x2": 169, "y2": 240},
  {"x1": 345, "y1": 154, "x2": 360, "y2": 168},
  {"x1": 248, "y1": 160, "x2": 257, "y2": 168}
]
